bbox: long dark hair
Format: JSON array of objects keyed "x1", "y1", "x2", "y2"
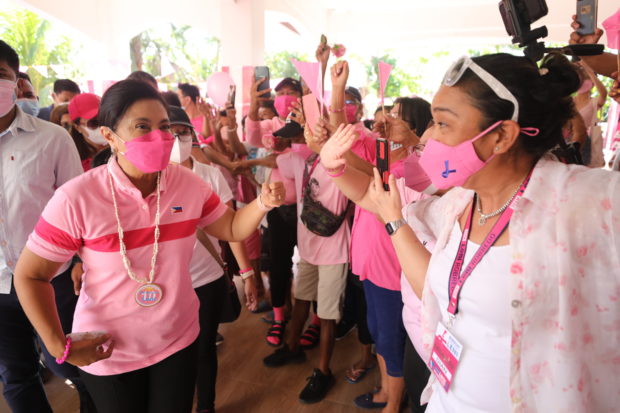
[
  {"x1": 455, "y1": 52, "x2": 579, "y2": 158},
  {"x1": 395, "y1": 97, "x2": 432, "y2": 137},
  {"x1": 70, "y1": 119, "x2": 97, "y2": 161}
]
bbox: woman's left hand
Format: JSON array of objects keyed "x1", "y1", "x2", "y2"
[
  {"x1": 368, "y1": 168, "x2": 404, "y2": 223},
  {"x1": 243, "y1": 276, "x2": 258, "y2": 311},
  {"x1": 260, "y1": 181, "x2": 286, "y2": 208}
]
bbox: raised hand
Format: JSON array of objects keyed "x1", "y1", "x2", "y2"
[
  {"x1": 331, "y1": 60, "x2": 349, "y2": 90},
  {"x1": 251, "y1": 78, "x2": 272, "y2": 103},
  {"x1": 319, "y1": 123, "x2": 358, "y2": 170},
  {"x1": 569, "y1": 14, "x2": 604, "y2": 45},
  {"x1": 368, "y1": 168, "x2": 404, "y2": 224},
  {"x1": 260, "y1": 181, "x2": 286, "y2": 208}
]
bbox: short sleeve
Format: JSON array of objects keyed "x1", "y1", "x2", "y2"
[
  {"x1": 198, "y1": 181, "x2": 229, "y2": 228},
  {"x1": 26, "y1": 189, "x2": 82, "y2": 263},
  {"x1": 275, "y1": 152, "x2": 299, "y2": 181}
]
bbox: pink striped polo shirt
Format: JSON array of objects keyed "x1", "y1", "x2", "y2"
[{"x1": 26, "y1": 158, "x2": 229, "y2": 376}]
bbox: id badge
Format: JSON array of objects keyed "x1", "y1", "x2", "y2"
[{"x1": 428, "y1": 322, "x2": 463, "y2": 392}]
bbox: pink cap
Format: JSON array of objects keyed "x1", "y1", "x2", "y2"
[{"x1": 68, "y1": 93, "x2": 101, "y2": 121}]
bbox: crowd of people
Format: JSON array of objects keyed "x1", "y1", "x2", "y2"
[{"x1": 0, "y1": 12, "x2": 619, "y2": 413}]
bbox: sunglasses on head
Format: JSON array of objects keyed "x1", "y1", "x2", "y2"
[{"x1": 442, "y1": 56, "x2": 519, "y2": 122}]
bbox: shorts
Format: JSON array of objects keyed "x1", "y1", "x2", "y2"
[
  {"x1": 295, "y1": 259, "x2": 348, "y2": 320},
  {"x1": 363, "y1": 279, "x2": 406, "y2": 377}
]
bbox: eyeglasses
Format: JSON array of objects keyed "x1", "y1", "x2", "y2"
[
  {"x1": 442, "y1": 56, "x2": 519, "y2": 122},
  {"x1": 174, "y1": 133, "x2": 193, "y2": 143}
]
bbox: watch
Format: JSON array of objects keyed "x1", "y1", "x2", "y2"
[{"x1": 385, "y1": 218, "x2": 407, "y2": 236}]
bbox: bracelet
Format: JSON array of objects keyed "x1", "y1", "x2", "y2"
[
  {"x1": 330, "y1": 106, "x2": 344, "y2": 113},
  {"x1": 55, "y1": 336, "x2": 72, "y2": 365},
  {"x1": 240, "y1": 269, "x2": 255, "y2": 280},
  {"x1": 256, "y1": 194, "x2": 274, "y2": 212},
  {"x1": 326, "y1": 164, "x2": 346, "y2": 178}
]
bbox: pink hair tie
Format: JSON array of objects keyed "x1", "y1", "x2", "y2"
[
  {"x1": 521, "y1": 127, "x2": 540, "y2": 136},
  {"x1": 55, "y1": 336, "x2": 72, "y2": 365}
]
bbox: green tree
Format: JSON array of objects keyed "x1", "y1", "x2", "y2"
[
  {"x1": 0, "y1": 9, "x2": 81, "y2": 105},
  {"x1": 264, "y1": 51, "x2": 310, "y2": 79},
  {"x1": 130, "y1": 24, "x2": 220, "y2": 85}
]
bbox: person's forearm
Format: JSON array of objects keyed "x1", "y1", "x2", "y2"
[
  {"x1": 227, "y1": 128, "x2": 249, "y2": 157},
  {"x1": 330, "y1": 85, "x2": 347, "y2": 128},
  {"x1": 229, "y1": 241, "x2": 252, "y2": 271},
  {"x1": 593, "y1": 76, "x2": 608, "y2": 107},
  {"x1": 389, "y1": 224, "x2": 431, "y2": 298},
  {"x1": 580, "y1": 53, "x2": 617, "y2": 78},
  {"x1": 244, "y1": 154, "x2": 278, "y2": 169},
  {"x1": 213, "y1": 129, "x2": 231, "y2": 158},
  {"x1": 202, "y1": 118, "x2": 212, "y2": 139},
  {"x1": 331, "y1": 165, "x2": 376, "y2": 211},
  {"x1": 202, "y1": 146, "x2": 235, "y2": 170},
  {"x1": 249, "y1": 99, "x2": 260, "y2": 121},
  {"x1": 344, "y1": 150, "x2": 374, "y2": 176}
]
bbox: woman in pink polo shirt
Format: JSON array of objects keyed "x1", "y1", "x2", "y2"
[{"x1": 13, "y1": 79, "x2": 285, "y2": 413}]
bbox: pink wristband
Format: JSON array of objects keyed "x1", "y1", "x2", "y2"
[
  {"x1": 55, "y1": 336, "x2": 72, "y2": 365},
  {"x1": 256, "y1": 194, "x2": 274, "y2": 212},
  {"x1": 239, "y1": 267, "x2": 253, "y2": 274},
  {"x1": 327, "y1": 164, "x2": 346, "y2": 178}
]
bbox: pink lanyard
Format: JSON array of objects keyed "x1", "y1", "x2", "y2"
[{"x1": 446, "y1": 170, "x2": 533, "y2": 320}]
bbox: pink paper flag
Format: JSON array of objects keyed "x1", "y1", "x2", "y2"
[
  {"x1": 291, "y1": 59, "x2": 322, "y2": 102},
  {"x1": 602, "y1": 8, "x2": 620, "y2": 50},
  {"x1": 378, "y1": 61, "x2": 393, "y2": 103}
]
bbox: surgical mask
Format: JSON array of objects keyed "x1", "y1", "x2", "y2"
[
  {"x1": 577, "y1": 79, "x2": 593, "y2": 94},
  {"x1": 169, "y1": 136, "x2": 192, "y2": 164},
  {"x1": 419, "y1": 121, "x2": 502, "y2": 189},
  {"x1": 274, "y1": 95, "x2": 297, "y2": 119},
  {"x1": 0, "y1": 79, "x2": 17, "y2": 117},
  {"x1": 16, "y1": 98, "x2": 39, "y2": 117},
  {"x1": 114, "y1": 129, "x2": 175, "y2": 173},
  {"x1": 403, "y1": 151, "x2": 437, "y2": 195},
  {"x1": 85, "y1": 126, "x2": 108, "y2": 145},
  {"x1": 344, "y1": 103, "x2": 358, "y2": 124}
]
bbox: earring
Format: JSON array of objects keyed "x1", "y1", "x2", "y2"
[{"x1": 495, "y1": 146, "x2": 500, "y2": 152}]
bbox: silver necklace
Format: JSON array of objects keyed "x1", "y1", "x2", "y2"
[
  {"x1": 475, "y1": 185, "x2": 520, "y2": 226},
  {"x1": 108, "y1": 167, "x2": 164, "y2": 306}
]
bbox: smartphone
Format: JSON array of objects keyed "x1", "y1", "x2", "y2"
[
  {"x1": 227, "y1": 85, "x2": 236, "y2": 107},
  {"x1": 302, "y1": 93, "x2": 320, "y2": 134},
  {"x1": 376, "y1": 138, "x2": 390, "y2": 191},
  {"x1": 254, "y1": 66, "x2": 270, "y2": 93},
  {"x1": 576, "y1": 0, "x2": 597, "y2": 35}
]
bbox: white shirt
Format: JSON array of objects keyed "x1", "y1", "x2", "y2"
[
  {"x1": 0, "y1": 106, "x2": 82, "y2": 293},
  {"x1": 189, "y1": 158, "x2": 234, "y2": 288},
  {"x1": 426, "y1": 223, "x2": 512, "y2": 413}
]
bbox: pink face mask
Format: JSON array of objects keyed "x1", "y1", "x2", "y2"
[
  {"x1": 577, "y1": 79, "x2": 593, "y2": 94},
  {"x1": 274, "y1": 95, "x2": 297, "y2": 119},
  {"x1": 345, "y1": 104, "x2": 358, "y2": 124},
  {"x1": 419, "y1": 121, "x2": 502, "y2": 189},
  {"x1": 0, "y1": 79, "x2": 17, "y2": 118},
  {"x1": 116, "y1": 129, "x2": 175, "y2": 173},
  {"x1": 404, "y1": 151, "x2": 438, "y2": 194}
]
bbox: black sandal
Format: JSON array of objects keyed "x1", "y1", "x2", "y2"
[
  {"x1": 299, "y1": 323, "x2": 320, "y2": 349},
  {"x1": 266, "y1": 321, "x2": 286, "y2": 347}
]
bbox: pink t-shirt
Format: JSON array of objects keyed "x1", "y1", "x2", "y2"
[
  {"x1": 191, "y1": 116, "x2": 204, "y2": 138},
  {"x1": 276, "y1": 152, "x2": 350, "y2": 265},
  {"x1": 26, "y1": 159, "x2": 228, "y2": 375},
  {"x1": 350, "y1": 160, "x2": 424, "y2": 291}
]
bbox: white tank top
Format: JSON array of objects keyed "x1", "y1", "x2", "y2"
[{"x1": 426, "y1": 222, "x2": 513, "y2": 413}]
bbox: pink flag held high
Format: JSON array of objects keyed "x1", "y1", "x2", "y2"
[
  {"x1": 378, "y1": 61, "x2": 393, "y2": 104},
  {"x1": 291, "y1": 58, "x2": 325, "y2": 113},
  {"x1": 602, "y1": 8, "x2": 620, "y2": 50}
]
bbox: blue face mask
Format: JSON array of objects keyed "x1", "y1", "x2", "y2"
[{"x1": 17, "y1": 99, "x2": 40, "y2": 117}]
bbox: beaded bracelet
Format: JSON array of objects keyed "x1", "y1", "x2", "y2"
[
  {"x1": 256, "y1": 194, "x2": 274, "y2": 212},
  {"x1": 327, "y1": 164, "x2": 346, "y2": 178},
  {"x1": 55, "y1": 336, "x2": 72, "y2": 365}
]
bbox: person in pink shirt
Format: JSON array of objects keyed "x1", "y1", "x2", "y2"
[
  {"x1": 320, "y1": 52, "x2": 620, "y2": 413},
  {"x1": 12, "y1": 79, "x2": 285, "y2": 413},
  {"x1": 68, "y1": 93, "x2": 108, "y2": 171}
]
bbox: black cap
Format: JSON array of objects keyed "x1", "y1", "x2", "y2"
[
  {"x1": 275, "y1": 77, "x2": 302, "y2": 95},
  {"x1": 168, "y1": 106, "x2": 194, "y2": 129},
  {"x1": 345, "y1": 86, "x2": 362, "y2": 103}
]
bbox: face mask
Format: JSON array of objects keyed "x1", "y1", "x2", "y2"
[
  {"x1": 419, "y1": 120, "x2": 502, "y2": 189},
  {"x1": 169, "y1": 136, "x2": 192, "y2": 164},
  {"x1": 274, "y1": 95, "x2": 297, "y2": 119},
  {"x1": 85, "y1": 126, "x2": 108, "y2": 145},
  {"x1": 16, "y1": 98, "x2": 39, "y2": 117},
  {"x1": 577, "y1": 79, "x2": 593, "y2": 94},
  {"x1": 345, "y1": 104, "x2": 358, "y2": 124},
  {"x1": 404, "y1": 151, "x2": 438, "y2": 195},
  {"x1": 0, "y1": 79, "x2": 17, "y2": 118},
  {"x1": 115, "y1": 129, "x2": 175, "y2": 173}
]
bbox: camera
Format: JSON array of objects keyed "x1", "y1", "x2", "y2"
[{"x1": 498, "y1": 0, "x2": 549, "y2": 61}]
